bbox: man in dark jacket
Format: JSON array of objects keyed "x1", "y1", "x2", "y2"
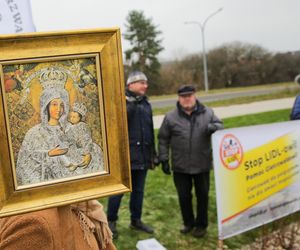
[
  {"x1": 290, "y1": 95, "x2": 300, "y2": 120},
  {"x1": 158, "y1": 85, "x2": 223, "y2": 238},
  {"x1": 107, "y1": 71, "x2": 156, "y2": 239}
]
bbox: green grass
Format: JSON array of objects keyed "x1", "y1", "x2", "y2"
[
  {"x1": 100, "y1": 108, "x2": 294, "y2": 250},
  {"x1": 223, "y1": 109, "x2": 291, "y2": 128}
]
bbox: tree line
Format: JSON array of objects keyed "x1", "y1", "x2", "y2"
[
  {"x1": 159, "y1": 43, "x2": 300, "y2": 94},
  {"x1": 124, "y1": 10, "x2": 300, "y2": 95}
]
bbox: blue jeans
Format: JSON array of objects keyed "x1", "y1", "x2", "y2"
[{"x1": 107, "y1": 169, "x2": 148, "y2": 221}]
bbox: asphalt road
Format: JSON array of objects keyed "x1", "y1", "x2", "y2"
[
  {"x1": 150, "y1": 85, "x2": 298, "y2": 108},
  {"x1": 153, "y1": 97, "x2": 295, "y2": 129}
]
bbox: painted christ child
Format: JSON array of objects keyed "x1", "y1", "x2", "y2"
[{"x1": 64, "y1": 102, "x2": 104, "y2": 174}]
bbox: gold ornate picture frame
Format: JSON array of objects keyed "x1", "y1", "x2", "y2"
[{"x1": 0, "y1": 28, "x2": 131, "y2": 217}]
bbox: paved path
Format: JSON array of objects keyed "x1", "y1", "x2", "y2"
[{"x1": 153, "y1": 97, "x2": 295, "y2": 129}]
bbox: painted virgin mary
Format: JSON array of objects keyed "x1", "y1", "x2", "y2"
[
  {"x1": 16, "y1": 69, "x2": 73, "y2": 185},
  {"x1": 17, "y1": 68, "x2": 105, "y2": 186}
]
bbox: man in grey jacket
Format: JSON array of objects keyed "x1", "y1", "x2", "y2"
[{"x1": 158, "y1": 85, "x2": 223, "y2": 238}]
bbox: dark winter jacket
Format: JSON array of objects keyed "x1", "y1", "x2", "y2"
[
  {"x1": 158, "y1": 100, "x2": 223, "y2": 174},
  {"x1": 126, "y1": 89, "x2": 155, "y2": 170},
  {"x1": 291, "y1": 95, "x2": 300, "y2": 120}
]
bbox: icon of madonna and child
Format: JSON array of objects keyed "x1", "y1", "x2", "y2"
[{"x1": 15, "y1": 67, "x2": 105, "y2": 186}]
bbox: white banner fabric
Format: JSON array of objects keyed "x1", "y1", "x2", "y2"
[{"x1": 0, "y1": 0, "x2": 35, "y2": 34}]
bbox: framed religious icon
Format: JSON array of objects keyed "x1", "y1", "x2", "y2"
[{"x1": 0, "y1": 28, "x2": 131, "y2": 217}]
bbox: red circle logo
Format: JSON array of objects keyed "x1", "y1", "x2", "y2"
[{"x1": 219, "y1": 134, "x2": 243, "y2": 170}]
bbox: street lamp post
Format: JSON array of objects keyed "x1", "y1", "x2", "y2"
[{"x1": 185, "y1": 8, "x2": 223, "y2": 92}]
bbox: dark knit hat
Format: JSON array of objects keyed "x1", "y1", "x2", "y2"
[{"x1": 177, "y1": 85, "x2": 196, "y2": 96}]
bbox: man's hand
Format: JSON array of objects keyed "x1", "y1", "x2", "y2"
[
  {"x1": 149, "y1": 155, "x2": 160, "y2": 170},
  {"x1": 207, "y1": 123, "x2": 218, "y2": 135},
  {"x1": 153, "y1": 156, "x2": 161, "y2": 166},
  {"x1": 161, "y1": 161, "x2": 171, "y2": 175}
]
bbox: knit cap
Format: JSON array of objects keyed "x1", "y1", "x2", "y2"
[{"x1": 126, "y1": 71, "x2": 147, "y2": 85}]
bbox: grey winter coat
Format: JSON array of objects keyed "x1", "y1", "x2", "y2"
[{"x1": 158, "y1": 100, "x2": 223, "y2": 174}]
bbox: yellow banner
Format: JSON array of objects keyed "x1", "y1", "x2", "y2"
[{"x1": 219, "y1": 133, "x2": 299, "y2": 222}]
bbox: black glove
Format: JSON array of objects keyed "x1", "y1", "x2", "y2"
[
  {"x1": 161, "y1": 161, "x2": 171, "y2": 175},
  {"x1": 207, "y1": 123, "x2": 218, "y2": 135},
  {"x1": 149, "y1": 155, "x2": 160, "y2": 170},
  {"x1": 153, "y1": 155, "x2": 161, "y2": 166}
]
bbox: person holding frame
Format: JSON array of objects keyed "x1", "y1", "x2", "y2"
[
  {"x1": 0, "y1": 200, "x2": 116, "y2": 250},
  {"x1": 0, "y1": 28, "x2": 132, "y2": 231}
]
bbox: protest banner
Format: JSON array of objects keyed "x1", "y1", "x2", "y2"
[{"x1": 212, "y1": 120, "x2": 300, "y2": 239}]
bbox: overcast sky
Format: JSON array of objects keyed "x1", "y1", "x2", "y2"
[{"x1": 30, "y1": 0, "x2": 299, "y2": 60}]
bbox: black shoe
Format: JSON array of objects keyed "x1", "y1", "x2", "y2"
[
  {"x1": 180, "y1": 225, "x2": 193, "y2": 234},
  {"x1": 130, "y1": 219, "x2": 154, "y2": 234},
  {"x1": 108, "y1": 221, "x2": 119, "y2": 239},
  {"x1": 192, "y1": 227, "x2": 207, "y2": 238}
]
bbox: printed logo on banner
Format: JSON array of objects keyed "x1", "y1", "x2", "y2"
[{"x1": 220, "y1": 134, "x2": 243, "y2": 170}]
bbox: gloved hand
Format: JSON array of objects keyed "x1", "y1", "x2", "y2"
[
  {"x1": 161, "y1": 161, "x2": 171, "y2": 175},
  {"x1": 207, "y1": 123, "x2": 218, "y2": 135},
  {"x1": 153, "y1": 155, "x2": 161, "y2": 166},
  {"x1": 150, "y1": 155, "x2": 161, "y2": 170}
]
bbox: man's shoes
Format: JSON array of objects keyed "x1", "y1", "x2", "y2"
[
  {"x1": 180, "y1": 225, "x2": 193, "y2": 234},
  {"x1": 192, "y1": 227, "x2": 207, "y2": 238},
  {"x1": 130, "y1": 219, "x2": 154, "y2": 234},
  {"x1": 108, "y1": 221, "x2": 119, "y2": 239}
]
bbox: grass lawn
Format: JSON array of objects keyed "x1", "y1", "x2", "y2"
[{"x1": 100, "y1": 108, "x2": 294, "y2": 250}]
